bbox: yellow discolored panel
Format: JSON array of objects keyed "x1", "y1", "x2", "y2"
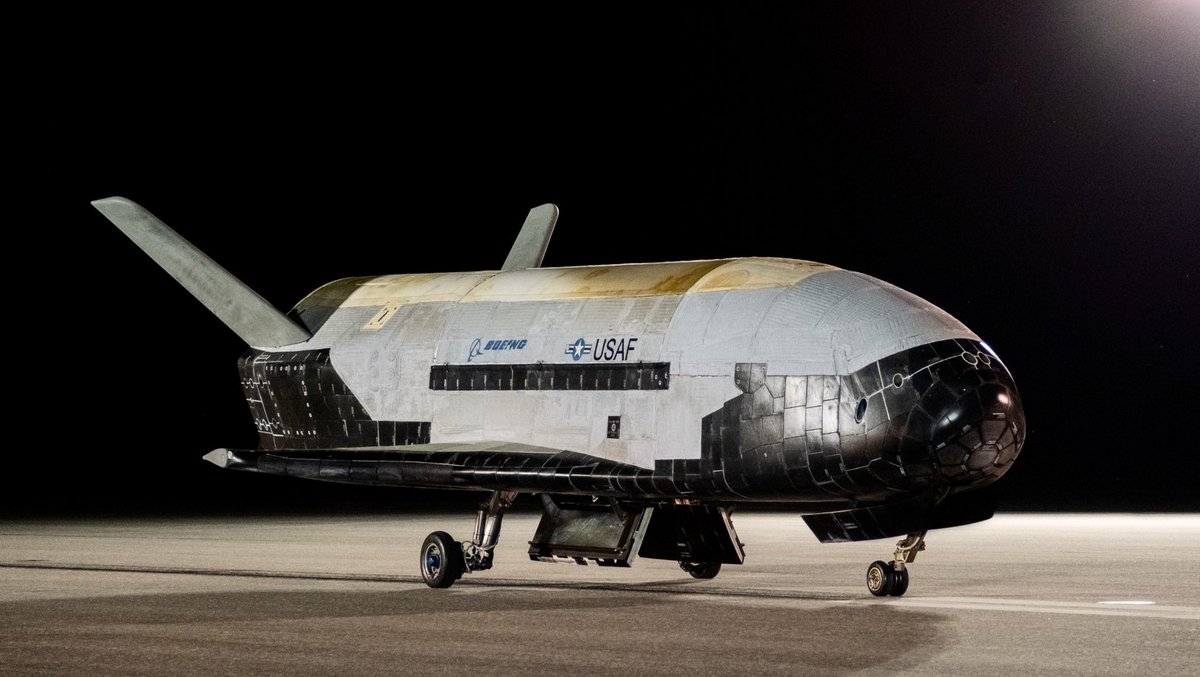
[
  {"x1": 461, "y1": 260, "x2": 731, "y2": 302},
  {"x1": 342, "y1": 271, "x2": 497, "y2": 308},
  {"x1": 334, "y1": 258, "x2": 840, "y2": 310},
  {"x1": 690, "y1": 257, "x2": 835, "y2": 293}
]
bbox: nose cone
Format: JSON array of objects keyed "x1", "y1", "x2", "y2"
[{"x1": 903, "y1": 345, "x2": 1026, "y2": 488}]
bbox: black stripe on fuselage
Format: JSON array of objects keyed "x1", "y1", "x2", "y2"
[{"x1": 429, "y1": 363, "x2": 670, "y2": 391}]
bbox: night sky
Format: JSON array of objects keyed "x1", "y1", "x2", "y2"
[{"x1": 11, "y1": 5, "x2": 1198, "y2": 514}]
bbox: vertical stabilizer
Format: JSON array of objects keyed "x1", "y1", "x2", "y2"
[
  {"x1": 502, "y1": 203, "x2": 559, "y2": 271},
  {"x1": 92, "y1": 197, "x2": 311, "y2": 348}
]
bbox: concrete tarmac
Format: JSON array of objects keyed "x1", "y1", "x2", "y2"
[{"x1": 1, "y1": 512, "x2": 1197, "y2": 676}]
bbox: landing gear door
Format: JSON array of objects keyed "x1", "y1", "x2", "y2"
[
  {"x1": 637, "y1": 504, "x2": 745, "y2": 565},
  {"x1": 528, "y1": 495, "x2": 654, "y2": 567}
]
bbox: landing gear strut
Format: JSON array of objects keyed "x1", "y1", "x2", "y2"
[
  {"x1": 419, "y1": 490, "x2": 517, "y2": 589},
  {"x1": 866, "y1": 530, "x2": 926, "y2": 597}
]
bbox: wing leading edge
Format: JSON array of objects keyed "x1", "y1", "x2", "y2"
[{"x1": 204, "y1": 442, "x2": 669, "y2": 497}]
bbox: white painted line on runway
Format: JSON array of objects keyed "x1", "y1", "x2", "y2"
[
  {"x1": 1099, "y1": 600, "x2": 1156, "y2": 605},
  {"x1": 887, "y1": 597, "x2": 1198, "y2": 620}
]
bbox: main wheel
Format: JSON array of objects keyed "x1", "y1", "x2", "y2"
[
  {"x1": 866, "y1": 560, "x2": 895, "y2": 597},
  {"x1": 888, "y1": 567, "x2": 910, "y2": 597},
  {"x1": 680, "y1": 561, "x2": 722, "y2": 579},
  {"x1": 420, "y1": 531, "x2": 464, "y2": 588}
]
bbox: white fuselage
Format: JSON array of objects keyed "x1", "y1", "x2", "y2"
[{"x1": 277, "y1": 258, "x2": 975, "y2": 470}]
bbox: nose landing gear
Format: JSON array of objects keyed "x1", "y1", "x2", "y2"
[
  {"x1": 419, "y1": 490, "x2": 517, "y2": 588},
  {"x1": 866, "y1": 530, "x2": 926, "y2": 597}
]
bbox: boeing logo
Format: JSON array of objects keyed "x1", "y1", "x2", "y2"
[
  {"x1": 468, "y1": 337, "x2": 528, "y2": 362},
  {"x1": 565, "y1": 337, "x2": 638, "y2": 362}
]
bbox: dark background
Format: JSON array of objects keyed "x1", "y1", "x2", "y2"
[{"x1": 9, "y1": 5, "x2": 1198, "y2": 515}]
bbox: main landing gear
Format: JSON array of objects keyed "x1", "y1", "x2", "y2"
[
  {"x1": 866, "y1": 531, "x2": 926, "y2": 597},
  {"x1": 419, "y1": 490, "x2": 517, "y2": 589},
  {"x1": 679, "y1": 561, "x2": 722, "y2": 579}
]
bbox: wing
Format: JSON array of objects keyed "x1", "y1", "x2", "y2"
[{"x1": 204, "y1": 441, "x2": 665, "y2": 498}]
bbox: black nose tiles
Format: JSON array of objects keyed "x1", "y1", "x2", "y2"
[{"x1": 920, "y1": 347, "x2": 1025, "y2": 487}]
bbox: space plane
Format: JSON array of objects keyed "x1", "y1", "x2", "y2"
[{"x1": 93, "y1": 197, "x2": 1026, "y2": 596}]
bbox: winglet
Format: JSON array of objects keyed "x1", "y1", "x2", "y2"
[
  {"x1": 203, "y1": 448, "x2": 252, "y2": 469},
  {"x1": 202, "y1": 449, "x2": 230, "y2": 468},
  {"x1": 501, "y1": 203, "x2": 559, "y2": 271},
  {"x1": 92, "y1": 197, "x2": 311, "y2": 348}
]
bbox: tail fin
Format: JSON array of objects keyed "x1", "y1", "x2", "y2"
[
  {"x1": 502, "y1": 203, "x2": 559, "y2": 271},
  {"x1": 92, "y1": 197, "x2": 311, "y2": 348}
]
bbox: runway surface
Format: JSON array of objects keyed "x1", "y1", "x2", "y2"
[{"x1": 1, "y1": 512, "x2": 1197, "y2": 676}]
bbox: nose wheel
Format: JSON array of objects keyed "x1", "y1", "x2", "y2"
[
  {"x1": 866, "y1": 560, "x2": 910, "y2": 596},
  {"x1": 866, "y1": 531, "x2": 925, "y2": 597}
]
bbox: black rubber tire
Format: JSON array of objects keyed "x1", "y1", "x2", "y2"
[
  {"x1": 866, "y1": 560, "x2": 895, "y2": 597},
  {"x1": 680, "y1": 561, "x2": 722, "y2": 579},
  {"x1": 420, "y1": 531, "x2": 464, "y2": 588},
  {"x1": 888, "y1": 567, "x2": 910, "y2": 597}
]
